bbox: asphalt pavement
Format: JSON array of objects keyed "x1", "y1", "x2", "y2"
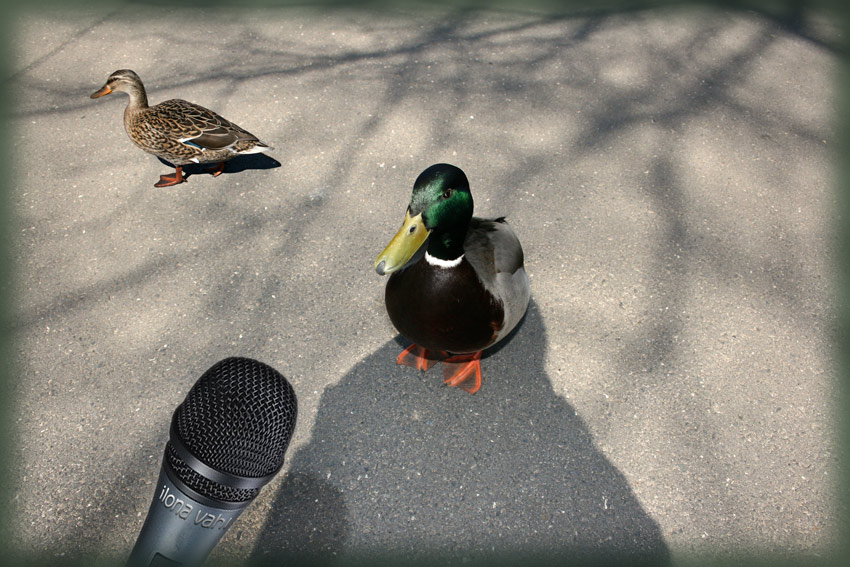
[{"x1": 7, "y1": 2, "x2": 842, "y2": 565}]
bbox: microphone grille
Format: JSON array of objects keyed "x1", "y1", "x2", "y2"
[
  {"x1": 173, "y1": 357, "x2": 298, "y2": 480},
  {"x1": 165, "y1": 443, "x2": 262, "y2": 503}
]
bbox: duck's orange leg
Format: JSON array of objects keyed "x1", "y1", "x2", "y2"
[
  {"x1": 155, "y1": 166, "x2": 186, "y2": 187},
  {"x1": 206, "y1": 161, "x2": 226, "y2": 177},
  {"x1": 442, "y1": 351, "x2": 483, "y2": 394},
  {"x1": 396, "y1": 344, "x2": 446, "y2": 371}
]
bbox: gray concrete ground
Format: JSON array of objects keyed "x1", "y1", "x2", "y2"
[{"x1": 7, "y1": 2, "x2": 842, "y2": 565}]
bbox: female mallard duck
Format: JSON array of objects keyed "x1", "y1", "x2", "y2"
[
  {"x1": 90, "y1": 69, "x2": 271, "y2": 187},
  {"x1": 374, "y1": 163, "x2": 530, "y2": 394}
]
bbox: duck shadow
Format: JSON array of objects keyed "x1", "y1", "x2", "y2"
[
  {"x1": 251, "y1": 300, "x2": 670, "y2": 566},
  {"x1": 156, "y1": 153, "x2": 281, "y2": 179}
]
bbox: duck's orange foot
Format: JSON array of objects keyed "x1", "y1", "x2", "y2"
[
  {"x1": 154, "y1": 166, "x2": 186, "y2": 187},
  {"x1": 206, "y1": 161, "x2": 226, "y2": 177},
  {"x1": 442, "y1": 351, "x2": 483, "y2": 394},
  {"x1": 396, "y1": 344, "x2": 446, "y2": 371}
]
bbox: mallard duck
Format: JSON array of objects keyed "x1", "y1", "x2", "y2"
[
  {"x1": 374, "y1": 163, "x2": 530, "y2": 394},
  {"x1": 90, "y1": 69, "x2": 271, "y2": 187}
]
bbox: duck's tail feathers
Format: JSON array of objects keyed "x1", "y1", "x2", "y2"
[{"x1": 240, "y1": 142, "x2": 273, "y2": 155}]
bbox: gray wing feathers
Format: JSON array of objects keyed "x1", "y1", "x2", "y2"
[
  {"x1": 465, "y1": 217, "x2": 525, "y2": 278},
  {"x1": 465, "y1": 217, "x2": 531, "y2": 341}
]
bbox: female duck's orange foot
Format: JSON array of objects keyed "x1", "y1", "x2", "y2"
[
  {"x1": 154, "y1": 166, "x2": 186, "y2": 187},
  {"x1": 396, "y1": 344, "x2": 446, "y2": 371},
  {"x1": 206, "y1": 161, "x2": 226, "y2": 177},
  {"x1": 442, "y1": 351, "x2": 483, "y2": 394}
]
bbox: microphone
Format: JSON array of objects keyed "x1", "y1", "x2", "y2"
[{"x1": 127, "y1": 357, "x2": 298, "y2": 566}]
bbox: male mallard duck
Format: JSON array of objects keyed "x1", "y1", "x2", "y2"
[
  {"x1": 374, "y1": 163, "x2": 530, "y2": 394},
  {"x1": 90, "y1": 69, "x2": 271, "y2": 187}
]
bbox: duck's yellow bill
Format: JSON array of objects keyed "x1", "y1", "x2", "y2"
[
  {"x1": 90, "y1": 85, "x2": 112, "y2": 99},
  {"x1": 375, "y1": 211, "x2": 430, "y2": 275}
]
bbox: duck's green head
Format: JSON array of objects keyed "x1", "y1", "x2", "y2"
[{"x1": 375, "y1": 163, "x2": 473, "y2": 275}]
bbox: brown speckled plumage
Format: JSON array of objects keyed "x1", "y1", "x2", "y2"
[{"x1": 91, "y1": 69, "x2": 271, "y2": 186}]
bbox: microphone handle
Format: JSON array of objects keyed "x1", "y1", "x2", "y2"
[{"x1": 127, "y1": 467, "x2": 249, "y2": 567}]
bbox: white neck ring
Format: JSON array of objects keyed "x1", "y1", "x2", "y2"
[{"x1": 425, "y1": 252, "x2": 463, "y2": 268}]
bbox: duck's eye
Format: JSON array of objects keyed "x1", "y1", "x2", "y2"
[
  {"x1": 442, "y1": 188, "x2": 453, "y2": 199},
  {"x1": 408, "y1": 225, "x2": 416, "y2": 234}
]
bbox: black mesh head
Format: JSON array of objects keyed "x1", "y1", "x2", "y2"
[
  {"x1": 165, "y1": 357, "x2": 297, "y2": 503},
  {"x1": 165, "y1": 443, "x2": 262, "y2": 503}
]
